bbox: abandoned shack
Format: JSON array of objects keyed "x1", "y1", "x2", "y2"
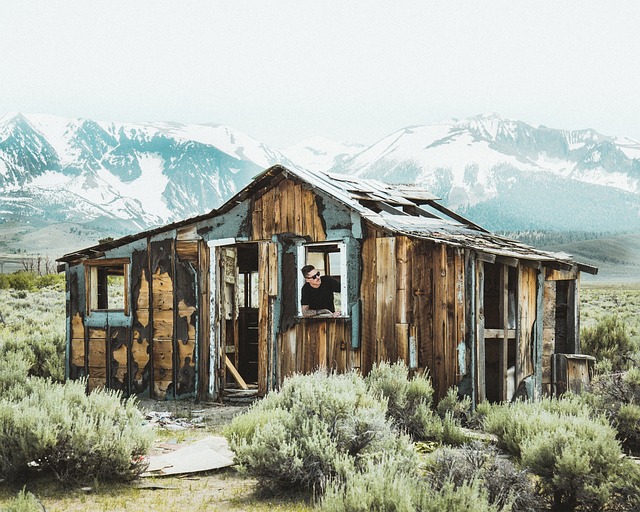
[{"x1": 57, "y1": 164, "x2": 598, "y2": 404}]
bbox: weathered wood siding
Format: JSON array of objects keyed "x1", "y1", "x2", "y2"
[
  {"x1": 360, "y1": 227, "x2": 465, "y2": 399},
  {"x1": 542, "y1": 280, "x2": 556, "y2": 396},
  {"x1": 251, "y1": 178, "x2": 325, "y2": 241},
  {"x1": 68, "y1": 234, "x2": 199, "y2": 400},
  {"x1": 131, "y1": 249, "x2": 151, "y2": 395},
  {"x1": 517, "y1": 266, "x2": 537, "y2": 385},
  {"x1": 251, "y1": 179, "x2": 354, "y2": 392}
]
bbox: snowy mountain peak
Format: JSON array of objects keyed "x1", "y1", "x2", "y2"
[
  {"x1": 0, "y1": 112, "x2": 297, "y2": 231},
  {"x1": 2, "y1": 111, "x2": 640, "y2": 247},
  {"x1": 281, "y1": 136, "x2": 366, "y2": 173}
]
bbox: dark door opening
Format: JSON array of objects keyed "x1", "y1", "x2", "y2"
[
  {"x1": 483, "y1": 263, "x2": 518, "y2": 403},
  {"x1": 236, "y1": 244, "x2": 259, "y2": 385}
]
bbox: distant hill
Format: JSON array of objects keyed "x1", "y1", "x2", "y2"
[{"x1": 534, "y1": 232, "x2": 640, "y2": 283}]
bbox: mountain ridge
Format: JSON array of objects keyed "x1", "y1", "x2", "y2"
[{"x1": 2, "y1": 111, "x2": 640, "y2": 280}]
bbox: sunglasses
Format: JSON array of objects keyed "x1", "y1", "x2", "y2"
[{"x1": 306, "y1": 272, "x2": 321, "y2": 280}]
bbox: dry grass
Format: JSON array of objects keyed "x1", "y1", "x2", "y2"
[
  {"x1": 0, "y1": 471, "x2": 313, "y2": 512},
  {"x1": 581, "y1": 282, "x2": 640, "y2": 342}
]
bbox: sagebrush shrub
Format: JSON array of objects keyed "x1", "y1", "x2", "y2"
[
  {"x1": 365, "y1": 361, "x2": 468, "y2": 443},
  {"x1": 0, "y1": 377, "x2": 153, "y2": 483},
  {"x1": 425, "y1": 442, "x2": 536, "y2": 512},
  {"x1": 0, "y1": 334, "x2": 65, "y2": 382},
  {"x1": 225, "y1": 369, "x2": 417, "y2": 494},
  {"x1": 2, "y1": 487, "x2": 43, "y2": 512},
  {"x1": 436, "y1": 386, "x2": 472, "y2": 424},
  {"x1": 321, "y1": 454, "x2": 419, "y2": 511},
  {"x1": 0, "y1": 350, "x2": 32, "y2": 394},
  {"x1": 0, "y1": 286, "x2": 66, "y2": 382},
  {"x1": 581, "y1": 314, "x2": 637, "y2": 371},
  {"x1": 482, "y1": 396, "x2": 634, "y2": 511},
  {"x1": 587, "y1": 367, "x2": 640, "y2": 455},
  {"x1": 322, "y1": 453, "x2": 501, "y2": 512}
]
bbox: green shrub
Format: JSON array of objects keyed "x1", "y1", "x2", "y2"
[
  {"x1": 365, "y1": 361, "x2": 453, "y2": 442},
  {"x1": 0, "y1": 272, "x2": 37, "y2": 291},
  {"x1": 0, "y1": 350, "x2": 32, "y2": 394},
  {"x1": 425, "y1": 442, "x2": 536, "y2": 512},
  {"x1": 322, "y1": 454, "x2": 500, "y2": 512},
  {"x1": 483, "y1": 397, "x2": 632, "y2": 511},
  {"x1": 321, "y1": 453, "x2": 420, "y2": 511},
  {"x1": 582, "y1": 315, "x2": 637, "y2": 371},
  {"x1": 225, "y1": 369, "x2": 417, "y2": 494},
  {"x1": 0, "y1": 333, "x2": 65, "y2": 382},
  {"x1": 414, "y1": 480, "x2": 501, "y2": 512},
  {"x1": 0, "y1": 287, "x2": 66, "y2": 382},
  {"x1": 0, "y1": 377, "x2": 153, "y2": 483},
  {"x1": 35, "y1": 273, "x2": 65, "y2": 290},
  {"x1": 436, "y1": 387, "x2": 472, "y2": 424},
  {"x1": 587, "y1": 367, "x2": 640, "y2": 455},
  {"x1": 0, "y1": 272, "x2": 63, "y2": 291},
  {"x1": 2, "y1": 487, "x2": 43, "y2": 512}
]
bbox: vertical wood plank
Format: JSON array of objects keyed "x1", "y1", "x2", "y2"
[
  {"x1": 396, "y1": 323, "x2": 409, "y2": 363},
  {"x1": 500, "y1": 265, "x2": 509, "y2": 401},
  {"x1": 294, "y1": 181, "x2": 303, "y2": 234},
  {"x1": 477, "y1": 260, "x2": 486, "y2": 403},
  {"x1": 455, "y1": 249, "x2": 465, "y2": 381},
  {"x1": 396, "y1": 236, "x2": 410, "y2": 325},
  {"x1": 257, "y1": 242, "x2": 270, "y2": 396},
  {"x1": 317, "y1": 321, "x2": 328, "y2": 369},
  {"x1": 301, "y1": 187, "x2": 312, "y2": 239},
  {"x1": 278, "y1": 180, "x2": 293, "y2": 233},
  {"x1": 198, "y1": 240, "x2": 210, "y2": 398},
  {"x1": 252, "y1": 196, "x2": 263, "y2": 240},
  {"x1": 376, "y1": 237, "x2": 396, "y2": 363},
  {"x1": 413, "y1": 240, "x2": 433, "y2": 371},
  {"x1": 272, "y1": 187, "x2": 281, "y2": 235},
  {"x1": 517, "y1": 266, "x2": 536, "y2": 387},
  {"x1": 360, "y1": 228, "x2": 377, "y2": 374}
]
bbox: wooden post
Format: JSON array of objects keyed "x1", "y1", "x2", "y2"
[
  {"x1": 500, "y1": 265, "x2": 509, "y2": 401},
  {"x1": 476, "y1": 260, "x2": 485, "y2": 403}
]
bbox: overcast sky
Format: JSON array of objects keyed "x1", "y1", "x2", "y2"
[{"x1": 1, "y1": 1, "x2": 639, "y2": 148}]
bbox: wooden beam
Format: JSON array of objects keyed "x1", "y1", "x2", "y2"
[
  {"x1": 496, "y1": 256, "x2": 519, "y2": 268},
  {"x1": 225, "y1": 355, "x2": 248, "y2": 390},
  {"x1": 402, "y1": 204, "x2": 440, "y2": 219},
  {"x1": 426, "y1": 199, "x2": 488, "y2": 232},
  {"x1": 477, "y1": 252, "x2": 496, "y2": 264},
  {"x1": 521, "y1": 259, "x2": 541, "y2": 270},
  {"x1": 484, "y1": 328, "x2": 516, "y2": 339}
]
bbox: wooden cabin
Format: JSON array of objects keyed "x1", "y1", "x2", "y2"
[{"x1": 57, "y1": 165, "x2": 597, "y2": 404}]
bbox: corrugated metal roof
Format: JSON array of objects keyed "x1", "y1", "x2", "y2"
[{"x1": 57, "y1": 165, "x2": 598, "y2": 274}]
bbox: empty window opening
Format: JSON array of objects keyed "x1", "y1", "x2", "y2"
[{"x1": 86, "y1": 259, "x2": 129, "y2": 315}]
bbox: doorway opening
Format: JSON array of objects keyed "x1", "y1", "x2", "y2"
[
  {"x1": 218, "y1": 243, "x2": 260, "y2": 398},
  {"x1": 482, "y1": 262, "x2": 518, "y2": 403}
]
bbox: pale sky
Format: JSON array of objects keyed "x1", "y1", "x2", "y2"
[{"x1": 1, "y1": 1, "x2": 640, "y2": 148}]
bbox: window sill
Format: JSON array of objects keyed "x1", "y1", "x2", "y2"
[{"x1": 297, "y1": 314, "x2": 349, "y2": 320}]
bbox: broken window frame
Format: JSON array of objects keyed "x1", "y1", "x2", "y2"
[
  {"x1": 296, "y1": 241, "x2": 348, "y2": 318},
  {"x1": 84, "y1": 258, "x2": 130, "y2": 316}
]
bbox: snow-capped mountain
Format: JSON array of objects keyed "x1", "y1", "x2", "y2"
[
  {"x1": 3, "y1": 111, "x2": 640, "y2": 253},
  {"x1": 0, "y1": 112, "x2": 297, "y2": 231},
  {"x1": 331, "y1": 113, "x2": 640, "y2": 232},
  {"x1": 281, "y1": 136, "x2": 366, "y2": 173}
]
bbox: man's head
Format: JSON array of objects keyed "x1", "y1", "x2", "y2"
[{"x1": 301, "y1": 265, "x2": 322, "y2": 288}]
